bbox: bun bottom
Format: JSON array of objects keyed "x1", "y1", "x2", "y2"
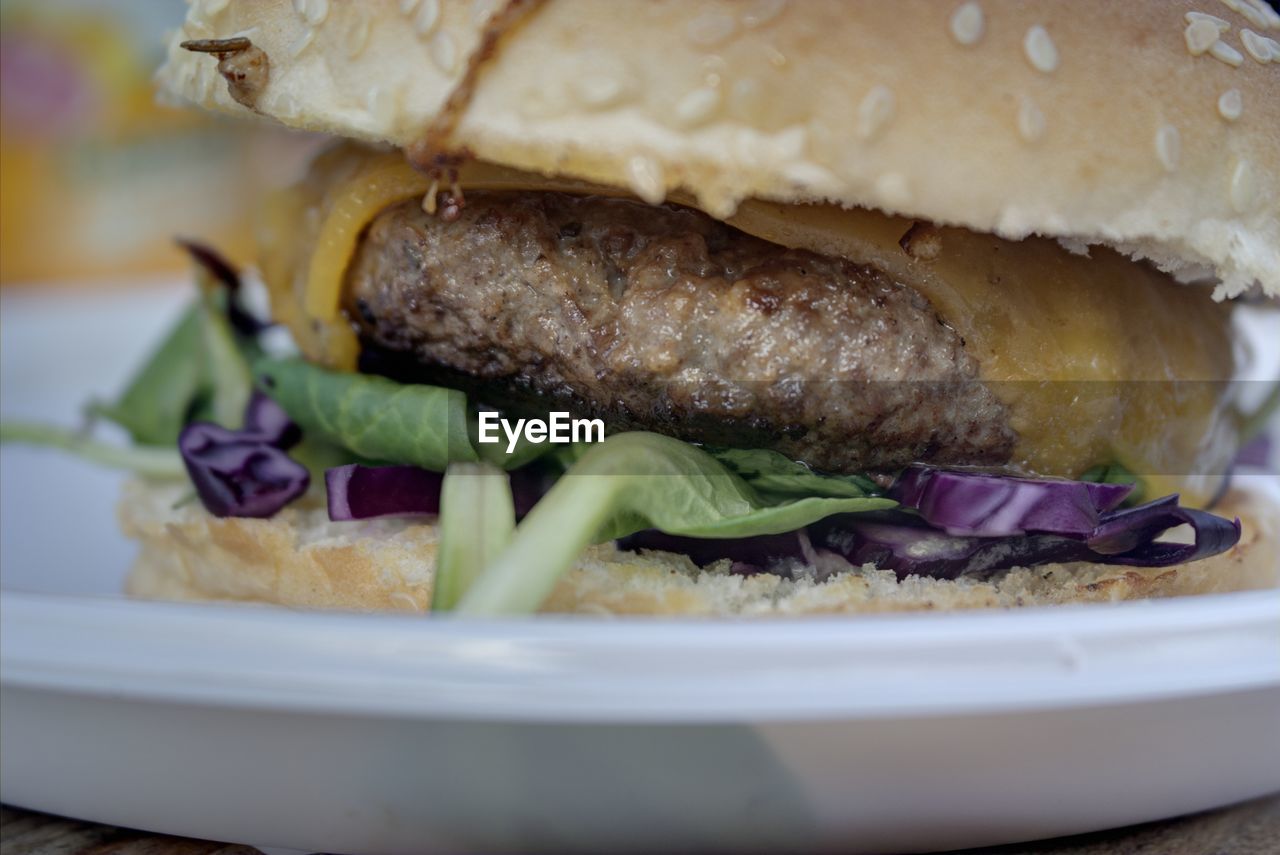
[{"x1": 119, "y1": 480, "x2": 1280, "y2": 616}]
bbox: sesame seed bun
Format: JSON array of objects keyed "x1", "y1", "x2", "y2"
[
  {"x1": 157, "y1": 0, "x2": 1279, "y2": 295},
  {"x1": 120, "y1": 479, "x2": 1280, "y2": 616}
]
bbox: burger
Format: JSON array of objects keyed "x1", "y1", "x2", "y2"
[{"x1": 17, "y1": 0, "x2": 1280, "y2": 615}]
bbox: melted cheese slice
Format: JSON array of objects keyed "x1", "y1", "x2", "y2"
[{"x1": 260, "y1": 144, "x2": 1238, "y2": 505}]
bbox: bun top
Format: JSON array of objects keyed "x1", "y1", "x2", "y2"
[{"x1": 157, "y1": 0, "x2": 1280, "y2": 295}]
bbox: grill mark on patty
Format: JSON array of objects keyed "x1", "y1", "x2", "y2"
[{"x1": 345, "y1": 191, "x2": 1016, "y2": 474}]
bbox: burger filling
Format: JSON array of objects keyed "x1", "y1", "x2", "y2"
[
  {"x1": 346, "y1": 191, "x2": 1014, "y2": 474},
  {"x1": 11, "y1": 143, "x2": 1255, "y2": 614}
]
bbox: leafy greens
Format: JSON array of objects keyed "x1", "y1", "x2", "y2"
[
  {"x1": 433, "y1": 463, "x2": 517, "y2": 611},
  {"x1": 456, "y1": 432, "x2": 895, "y2": 615}
]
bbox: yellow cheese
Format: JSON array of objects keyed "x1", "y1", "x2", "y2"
[{"x1": 261, "y1": 144, "x2": 1238, "y2": 504}]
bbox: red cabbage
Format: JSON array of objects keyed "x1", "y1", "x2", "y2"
[
  {"x1": 326, "y1": 465, "x2": 444, "y2": 520},
  {"x1": 621, "y1": 501, "x2": 1240, "y2": 579},
  {"x1": 178, "y1": 423, "x2": 309, "y2": 518},
  {"x1": 889, "y1": 465, "x2": 1133, "y2": 537},
  {"x1": 1085, "y1": 496, "x2": 1242, "y2": 565},
  {"x1": 243, "y1": 390, "x2": 302, "y2": 449},
  {"x1": 176, "y1": 238, "x2": 271, "y2": 336},
  {"x1": 178, "y1": 393, "x2": 308, "y2": 518},
  {"x1": 325, "y1": 464, "x2": 556, "y2": 521},
  {"x1": 614, "y1": 530, "x2": 808, "y2": 572}
]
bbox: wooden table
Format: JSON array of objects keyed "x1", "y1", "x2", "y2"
[{"x1": 3, "y1": 796, "x2": 1278, "y2": 854}]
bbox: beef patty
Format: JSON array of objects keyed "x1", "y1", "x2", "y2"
[{"x1": 345, "y1": 192, "x2": 1014, "y2": 474}]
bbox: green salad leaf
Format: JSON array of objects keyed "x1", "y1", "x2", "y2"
[
  {"x1": 256, "y1": 358, "x2": 562, "y2": 472},
  {"x1": 1078, "y1": 461, "x2": 1144, "y2": 505},
  {"x1": 90, "y1": 289, "x2": 260, "y2": 444},
  {"x1": 0, "y1": 421, "x2": 186, "y2": 478},
  {"x1": 88, "y1": 304, "x2": 206, "y2": 446},
  {"x1": 433, "y1": 463, "x2": 517, "y2": 612},
  {"x1": 257, "y1": 358, "x2": 478, "y2": 471},
  {"x1": 256, "y1": 358, "x2": 477, "y2": 471},
  {"x1": 707, "y1": 446, "x2": 881, "y2": 499},
  {"x1": 194, "y1": 290, "x2": 255, "y2": 429},
  {"x1": 455, "y1": 432, "x2": 896, "y2": 615}
]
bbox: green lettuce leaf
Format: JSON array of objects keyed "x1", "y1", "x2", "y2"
[
  {"x1": 255, "y1": 358, "x2": 477, "y2": 471},
  {"x1": 455, "y1": 432, "x2": 896, "y2": 615},
  {"x1": 433, "y1": 463, "x2": 517, "y2": 611},
  {"x1": 0, "y1": 421, "x2": 186, "y2": 478},
  {"x1": 707, "y1": 446, "x2": 881, "y2": 499},
  {"x1": 90, "y1": 290, "x2": 259, "y2": 443},
  {"x1": 256, "y1": 358, "x2": 563, "y2": 472},
  {"x1": 193, "y1": 290, "x2": 255, "y2": 429},
  {"x1": 1078, "y1": 461, "x2": 1145, "y2": 506},
  {"x1": 88, "y1": 305, "x2": 205, "y2": 446}
]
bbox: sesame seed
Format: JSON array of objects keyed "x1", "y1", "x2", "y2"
[
  {"x1": 875, "y1": 173, "x2": 912, "y2": 209},
  {"x1": 1217, "y1": 0, "x2": 1245, "y2": 16},
  {"x1": 572, "y1": 75, "x2": 628, "y2": 109},
  {"x1": 516, "y1": 87, "x2": 565, "y2": 120},
  {"x1": 728, "y1": 77, "x2": 765, "y2": 121},
  {"x1": 1218, "y1": 88, "x2": 1243, "y2": 120},
  {"x1": 626, "y1": 156, "x2": 666, "y2": 204},
  {"x1": 1241, "y1": 28, "x2": 1273, "y2": 61},
  {"x1": 1017, "y1": 96, "x2": 1046, "y2": 143},
  {"x1": 742, "y1": 0, "x2": 788, "y2": 29},
  {"x1": 856, "y1": 85, "x2": 895, "y2": 141},
  {"x1": 414, "y1": 0, "x2": 440, "y2": 36},
  {"x1": 686, "y1": 11, "x2": 737, "y2": 47},
  {"x1": 271, "y1": 91, "x2": 300, "y2": 120},
  {"x1": 769, "y1": 125, "x2": 808, "y2": 162},
  {"x1": 344, "y1": 9, "x2": 373, "y2": 58},
  {"x1": 702, "y1": 191, "x2": 740, "y2": 221},
  {"x1": 288, "y1": 27, "x2": 315, "y2": 57},
  {"x1": 297, "y1": 0, "x2": 327, "y2": 26},
  {"x1": 181, "y1": 17, "x2": 213, "y2": 39},
  {"x1": 1186, "y1": 11, "x2": 1231, "y2": 31},
  {"x1": 1209, "y1": 39, "x2": 1245, "y2": 65},
  {"x1": 429, "y1": 29, "x2": 458, "y2": 74},
  {"x1": 471, "y1": 0, "x2": 500, "y2": 25},
  {"x1": 1251, "y1": 0, "x2": 1280, "y2": 29},
  {"x1": 192, "y1": 59, "x2": 210, "y2": 98},
  {"x1": 204, "y1": 0, "x2": 231, "y2": 14},
  {"x1": 782, "y1": 161, "x2": 835, "y2": 188},
  {"x1": 366, "y1": 85, "x2": 396, "y2": 127},
  {"x1": 675, "y1": 86, "x2": 722, "y2": 128},
  {"x1": 1230, "y1": 159, "x2": 1256, "y2": 212},
  {"x1": 400, "y1": 0, "x2": 420, "y2": 13},
  {"x1": 177, "y1": 54, "x2": 198, "y2": 93},
  {"x1": 1185, "y1": 19, "x2": 1222, "y2": 55},
  {"x1": 949, "y1": 2, "x2": 985, "y2": 46},
  {"x1": 422, "y1": 181, "x2": 440, "y2": 215},
  {"x1": 1155, "y1": 124, "x2": 1181, "y2": 172},
  {"x1": 1023, "y1": 25, "x2": 1059, "y2": 73},
  {"x1": 1235, "y1": 0, "x2": 1274, "y2": 29}
]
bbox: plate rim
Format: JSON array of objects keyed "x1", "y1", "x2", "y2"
[{"x1": 3, "y1": 588, "x2": 1278, "y2": 723}]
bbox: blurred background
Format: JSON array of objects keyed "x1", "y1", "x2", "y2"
[{"x1": 0, "y1": 0, "x2": 315, "y2": 286}]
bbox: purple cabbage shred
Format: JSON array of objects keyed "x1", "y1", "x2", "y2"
[
  {"x1": 324, "y1": 463, "x2": 557, "y2": 521},
  {"x1": 620, "y1": 466, "x2": 1241, "y2": 579},
  {"x1": 178, "y1": 393, "x2": 308, "y2": 518},
  {"x1": 176, "y1": 238, "x2": 271, "y2": 336}
]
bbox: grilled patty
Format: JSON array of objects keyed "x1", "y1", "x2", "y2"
[{"x1": 346, "y1": 192, "x2": 1014, "y2": 474}]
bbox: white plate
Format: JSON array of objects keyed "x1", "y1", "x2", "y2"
[{"x1": 1, "y1": 285, "x2": 1278, "y2": 854}]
